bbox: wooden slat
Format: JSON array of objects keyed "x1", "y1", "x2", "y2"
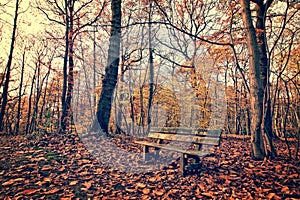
[
  {"x1": 147, "y1": 133, "x2": 220, "y2": 146},
  {"x1": 150, "y1": 127, "x2": 194, "y2": 134},
  {"x1": 134, "y1": 140, "x2": 211, "y2": 157},
  {"x1": 150, "y1": 127, "x2": 222, "y2": 137}
]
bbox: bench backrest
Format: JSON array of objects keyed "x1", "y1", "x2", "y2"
[{"x1": 149, "y1": 127, "x2": 222, "y2": 146}]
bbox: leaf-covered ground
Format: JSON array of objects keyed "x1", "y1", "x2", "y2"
[{"x1": 0, "y1": 133, "x2": 299, "y2": 199}]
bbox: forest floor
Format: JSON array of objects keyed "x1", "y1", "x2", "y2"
[{"x1": 0, "y1": 132, "x2": 299, "y2": 199}]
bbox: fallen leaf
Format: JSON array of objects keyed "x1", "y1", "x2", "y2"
[
  {"x1": 43, "y1": 177, "x2": 51, "y2": 182},
  {"x1": 20, "y1": 189, "x2": 40, "y2": 195},
  {"x1": 83, "y1": 181, "x2": 92, "y2": 189},
  {"x1": 137, "y1": 182, "x2": 146, "y2": 188},
  {"x1": 125, "y1": 188, "x2": 135, "y2": 193},
  {"x1": 142, "y1": 188, "x2": 151, "y2": 195},
  {"x1": 58, "y1": 166, "x2": 66, "y2": 172},
  {"x1": 263, "y1": 188, "x2": 272, "y2": 192},
  {"x1": 69, "y1": 181, "x2": 78, "y2": 186},
  {"x1": 281, "y1": 186, "x2": 290, "y2": 193},
  {"x1": 202, "y1": 192, "x2": 214, "y2": 198},
  {"x1": 149, "y1": 177, "x2": 156, "y2": 182},
  {"x1": 266, "y1": 193, "x2": 276, "y2": 199},
  {"x1": 41, "y1": 165, "x2": 52, "y2": 171},
  {"x1": 288, "y1": 174, "x2": 298, "y2": 179},
  {"x1": 154, "y1": 189, "x2": 165, "y2": 196},
  {"x1": 43, "y1": 188, "x2": 60, "y2": 195},
  {"x1": 2, "y1": 178, "x2": 25, "y2": 186}
]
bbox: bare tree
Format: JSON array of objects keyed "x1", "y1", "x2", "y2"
[
  {"x1": 37, "y1": 0, "x2": 107, "y2": 133},
  {"x1": 0, "y1": 0, "x2": 20, "y2": 131},
  {"x1": 94, "y1": 0, "x2": 121, "y2": 134}
]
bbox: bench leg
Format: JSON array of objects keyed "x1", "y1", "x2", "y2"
[
  {"x1": 143, "y1": 145, "x2": 149, "y2": 161},
  {"x1": 193, "y1": 156, "x2": 200, "y2": 164},
  {"x1": 180, "y1": 154, "x2": 188, "y2": 176},
  {"x1": 154, "y1": 147, "x2": 160, "y2": 160}
]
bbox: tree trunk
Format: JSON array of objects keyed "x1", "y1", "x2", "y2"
[
  {"x1": 26, "y1": 66, "x2": 37, "y2": 134},
  {"x1": 94, "y1": 0, "x2": 121, "y2": 133},
  {"x1": 241, "y1": 0, "x2": 277, "y2": 159},
  {"x1": 60, "y1": 0, "x2": 70, "y2": 133},
  {"x1": 255, "y1": 0, "x2": 277, "y2": 157},
  {"x1": 38, "y1": 67, "x2": 50, "y2": 130},
  {"x1": 0, "y1": 0, "x2": 19, "y2": 131},
  {"x1": 66, "y1": 9, "x2": 75, "y2": 132},
  {"x1": 240, "y1": 0, "x2": 265, "y2": 160},
  {"x1": 147, "y1": 0, "x2": 154, "y2": 132},
  {"x1": 15, "y1": 50, "x2": 25, "y2": 135}
]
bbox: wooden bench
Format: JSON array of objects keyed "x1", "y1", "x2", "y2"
[{"x1": 134, "y1": 127, "x2": 222, "y2": 176}]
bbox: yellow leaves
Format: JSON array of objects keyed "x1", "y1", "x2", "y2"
[{"x1": 2, "y1": 178, "x2": 25, "y2": 186}]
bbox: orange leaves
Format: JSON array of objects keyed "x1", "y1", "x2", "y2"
[
  {"x1": 42, "y1": 188, "x2": 60, "y2": 195},
  {"x1": 148, "y1": 177, "x2": 156, "y2": 182},
  {"x1": 136, "y1": 182, "x2": 165, "y2": 196},
  {"x1": 82, "y1": 181, "x2": 93, "y2": 190},
  {"x1": 202, "y1": 192, "x2": 215, "y2": 198},
  {"x1": 69, "y1": 180, "x2": 78, "y2": 186},
  {"x1": 2, "y1": 178, "x2": 25, "y2": 186},
  {"x1": 18, "y1": 189, "x2": 40, "y2": 195},
  {"x1": 142, "y1": 188, "x2": 151, "y2": 195},
  {"x1": 281, "y1": 186, "x2": 290, "y2": 193},
  {"x1": 287, "y1": 173, "x2": 298, "y2": 179},
  {"x1": 1, "y1": 130, "x2": 300, "y2": 199},
  {"x1": 266, "y1": 193, "x2": 281, "y2": 200},
  {"x1": 154, "y1": 189, "x2": 165, "y2": 196},
  {"x1": 136, "y1": 182, "x2": 147, "y2": 188}
]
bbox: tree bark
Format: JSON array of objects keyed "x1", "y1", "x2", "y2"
[
  {"x1": 26, "y1": 66, "x2": 37, "y2": 134},
  {"x1": 0, "y1": 0, "x2": 19, "y2": 131},
  {"x1": 147, "y1": 0, "x2": 154, "y2": 132},
  {"x1": 254, "y1": 0, "x2": 277, "y2": 157},
  {"x1": 240, "y1": 0, "x2": 277, "y2": 159},
  {"x1": 94, "y1": 0, "x2": 122, "y2": 134},
  {"x1": 60, "y1": 0, "x2": 70, "y2": 133},
  {"x1": 240, "y1": 0, "x2": 265, "y2": 160},
  {"x1": 15, "y1": 50, "x2": 25, "y2": 135},
  {"x1": 65, "y1": 6, "x2": 75, "y2": 132}
]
